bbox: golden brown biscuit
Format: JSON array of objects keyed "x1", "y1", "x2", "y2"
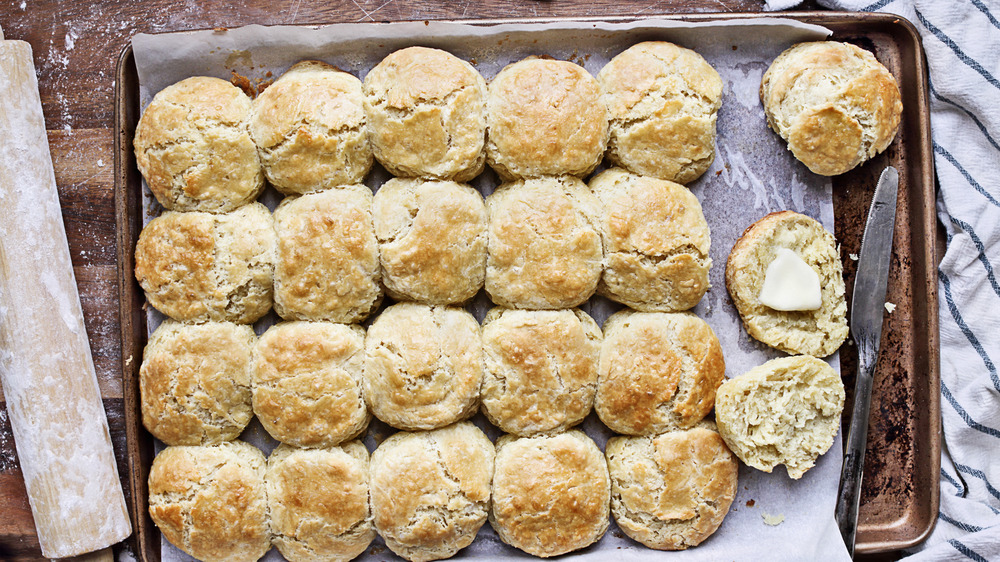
[
  {"x1": 140, "y1": 320, "x2": 254, "y2": 446},
  {"x1": 134, "y1": 203, "x2": 276, "y2": 323},
  {"x1": 252, "y1": 322, "x2": 369, "y2": 448},
  {"x1": 148, "y1": 441, "x2": 270, "y2": 562},
  {"x1": 725, "y1": 210, "x2": 848, "y2": 357},
  {"x1": 363, "y1": 303, "x2": 482, "y2": 430},
  {"x1": 606, "y1": 423, "x2": 738, "y2": 550},
  {"x1": 481, "y1": 307, "x2": 601, "y2": 436},
  {"x1": 273, "y1": 186, "x2": 382, "y2": 323},
  {"x1": 490, "y1": 430, "x2": 610, "y2": 557},
  {"x1": 250, "y1": 61, "x2": 372, "y2": 194},
  {"x1": 134, "y1": 76, "x2": 264, "y2": 212},
  {"x1": 364, "y1": 47, "x2": 487, "y2": 181},
  {"x1": 485, "y1": 176, "x2": 603, "y2": 309},
  {"x1": 372, "y1": 178, "x2": 487, "y2": 304},
  {"x1": 761, "y1": 41, "x2": 902, "y2": 176},
  {"x1": 486, "y1": 57, "x2": 609, "y2": 180},
  {"x1": 266, "y1": 442, "x2": 374, "y2": 562},
  {"x1": 598, "y1": 41, "x2": 723, "y2": 184},
  {"x1": 715, "y1": 355, "x2": 845, "y2": 479},
  {"x1": 369, "y1": 422, "x2": 494, "y2": 562},
  {"x1": 596, "y1": 310, "x2": 725, "y2": 435},
  {"x1": 591, "y1": 168, "x2": 711, "y2": 311}
]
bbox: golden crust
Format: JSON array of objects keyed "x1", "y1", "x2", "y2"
[
  {"x1": 134, "y1": 76, "x2": 264, "y2": 212},
  {"x1": 369, "y1": 423, "x2": 494, "y2": 562},
  {"x1": 140, "y1": 321, "x2": 255, "y2": 446},
  {"x1": 480, "y1": 308, "x2": 601, "y2": 436},
  {"x1": 485, "y1": 177, "x2": 603, "y2": 309},
  {"x1": 273, "y1": 186, "x2": 382, "y2": 323},
  {"x1": 490, "y1": 431, "x2": 610, "y2": 557},
  {"x1": 364, "y1": 47, "x2": 487, "y2": 181},
  {"x1": 760, "y1": 41, "x2": 902, "y2": 176},
  {"x1": 725, "y1": 210, "x2": 848, "y2": 357},
  {"x1": 715, "y1": 355, "x2": 845, "y2": 479},
  {"x1": 372, "y1": 178, "x2": 487, "y2": 304},
  {"x1": 250, "y1": 61, "x2": 372, "y2": 194},
  {"x1": 486, "y1": 57, "x2": 609, "y2": 180},
  {"x1": 598, "y1": 41, "x2": 722, "y2": 184},
  {"x1": 134, "y1": 203, "x2": 276, "y2": 323},
  {"x1": 590, "y1": 168, "x2": 711, "y2": 311},
  {"x1": 148, "y1": 441, "x2": 270, "y2": 562},
  {"x1": 606, "y1": 424, "x2": 737, "y2": 550},
  {"x1": 251, "y1": 322, "x2": 369, "y2": 448},
  {"x1": 596, "y1": 311, "x2": 725, "y2": 435},
  {"x1": 266, "y1": 442, "x2": 374, "y2": 562},
  {"x1": 363, "y1": 303, "x2": 483, "y2": 431}
]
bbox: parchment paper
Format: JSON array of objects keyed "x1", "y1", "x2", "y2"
[{"x1": 132, "y1": 18, "x2": 852, "y2": 562}]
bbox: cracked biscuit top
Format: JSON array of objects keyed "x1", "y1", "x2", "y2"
[
  {"x1": 250, "y1": 60, "x2": 373, "y2": 194},
  {"x1": 134, "y1": 76, "x2": 264, "y2": 212},
  {"x1": 134, "y1": 202, "x2": 275, "y2": 323},
  {"x1": 369, "y1": 422, "x2": 494, "y2": 562},
  {"x1": 599, "y1": 41, "x2": 723, "y2": 185},
  {"x1": 364, "y1": 46, "x2": 488, "y2": 181},
  {"x1": 481, "y1": 307, "x2": 601, "y2": 436},
  {"x1": 591, "y1": 168, "x2": 711, "y2": 312},
  {"x1": 486, "y1": 57, "x2": 609, "y2": 180},
  {"x1": 363, "y1": 302, "x2": 483, "y2": 431}
]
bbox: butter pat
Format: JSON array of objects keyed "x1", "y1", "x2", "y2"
[{"x1": 758, "y1": 248, "x2": 821, "y2": 311}]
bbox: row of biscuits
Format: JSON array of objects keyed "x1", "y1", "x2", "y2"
[
  {"x1": 134, "y1": 170, "x2": 712, "y2": 323},
  {"x1": 148, "y1": 423, "x2": 737, "y2": 562},
  {"x1": 141, "y1": 306, "x2": 724, "y2": 446},
  {"x1": 134, "y1": 42, "x2": 723, "y2": 215}
]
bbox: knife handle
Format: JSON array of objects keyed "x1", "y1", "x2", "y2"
[{"x1": 835, "y1": 340, "x2": 878, "y2": 558}]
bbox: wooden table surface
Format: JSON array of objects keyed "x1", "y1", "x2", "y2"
[{"x1": 0, "y1": 0, "x2": 846, "y2": 560}]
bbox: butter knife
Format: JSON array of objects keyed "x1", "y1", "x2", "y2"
[{"x1": 835, "y1": 165, "x2": 900, "y2": 558}]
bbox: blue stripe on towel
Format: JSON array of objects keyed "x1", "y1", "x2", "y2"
[
  {"x1": 941, "y1": 382, "x2": 1000, "y2": 438},
  {"x1": 929, "y1": 80, "x2": 1000, "y2": 152},
  {"x1": 947, "y1": 216, "x2": 1000, "y2": 297},
  {"x1": 941, "y1": 512, "x2": 985, "y2": 533},
  {"x1": 970, "y1": 0, "x2": 1000, "y2": 31},
  {"x1": 954, "y1": 461, "x2": 1000, "y2": 501},
  {"x1": 940, "y1": 271, "x2": 1000, "y2": 393},
  {"x1": 862, "y1": 0, "x2": 896, "y2": 11},
  {"x1": 934, "y1": 142, "x2": 1000, "y2": 207},
  {"x1": 915, "y1": 8, "x2": 1000, "y2": 90},
  {"x1": 950, "y1": 539, "x2": 990, "y2": 562},
  {"x1": 943, "y1": 467, "x2": 968, "y2": 497}
]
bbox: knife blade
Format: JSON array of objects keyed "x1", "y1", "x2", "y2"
[{"x1": 835, "y1": 165, "x2": 900, "y2": 558}]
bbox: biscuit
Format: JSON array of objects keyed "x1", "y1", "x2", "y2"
[
  {"x1": 485, "y1": 176, "x2": 603, "y2": 309},
  {"x1": 591, "y1": 168, "x2": 711, "y2": 311},
  {"x1": 250, "y1": 61, "x2": 372, "y2": 194},
  {"x1": 252, "y1": 322, "x2": 369, "y2": 448},
  {"x1": 363, "y1": 303, "x2": 482, "y2": 430},
  {"x1": 596, "y1": 311, "x2": 725, "y2": 435},
  {"x1": 481, "y1": 307, "x2": 601, "y2": 436},
  {"x1": 761, "y1": 41, "x2": 902, "y2": 176},
  {"x1": 369, "y1": 422, "x2": 494, "y2": 562},
  {"x1": 273, "y1": 186, "x2": 382, "y2": 323},
  {"x1": 266, "y1": 442, "x2": 375, "y2": 562},
  {"x1": 140, "y1": 320, "x2": 254, "y2": 446},
  {"x1": 715, "y1": 355, "x2": 845, "y2": 479},
  {"x1": 490, "y1": 430, "x2": 610, "y2": 557},
  {"x1": 364, "y1": 47, "x2": 487, "y2": 181},
  {"x1": 598, "y1": 41, "x2": 723, "y2": 184},
  {"x1": 372, "y1": 178, "x2": 487, "y2": 304},
  {"x1": 134, "y1": 202, "x2": 276, "y2": 323},
  {"x1": 725, "y1": 210, "x2": 848, "y2": 357},
  {"x1": 134, "y1": 76, "x2": 264, "y2": 212},
  {"x1": 486, "y1": 57, "x2": 609, "y2": 180},
  {"x1": 148, "y1": 441, "x2": 270, "y2": 562},
  {"x1": 606, "y1": 423, "x2": 738, "y2": 550}
]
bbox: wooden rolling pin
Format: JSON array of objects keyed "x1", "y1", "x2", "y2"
[{"x1": 0, "y1": 26, "x2": 131, "y2": 558}]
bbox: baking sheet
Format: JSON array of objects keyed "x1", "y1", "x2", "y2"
[{"x1": 128, "y1": 18, "x2": 857, "y2": 561}]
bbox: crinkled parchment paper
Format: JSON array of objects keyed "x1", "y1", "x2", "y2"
[{"x1": 132, "y1": 17, "x2": 851, "y2": 562}]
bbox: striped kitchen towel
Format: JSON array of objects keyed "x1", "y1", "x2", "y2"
[{"x1": 765, "y1": 0, "x2": 1000, "y2": 560}]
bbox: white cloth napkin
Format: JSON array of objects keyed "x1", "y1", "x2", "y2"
[{"x1": 767, "y1": 0, "x2": 1000, "y2": 559}]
